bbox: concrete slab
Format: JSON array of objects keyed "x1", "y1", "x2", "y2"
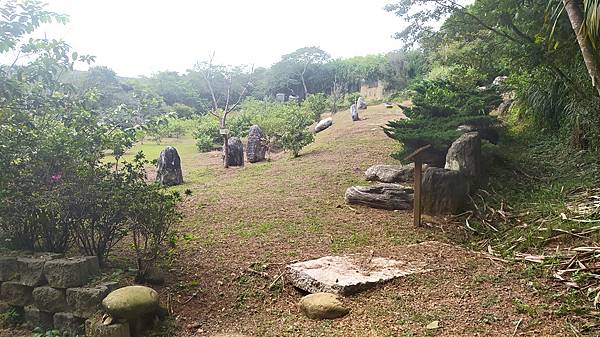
[{"x1": 286, "y1": 254, "x2": 430, "y2": 295}]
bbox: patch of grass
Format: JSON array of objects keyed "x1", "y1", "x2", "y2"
[
  {"x1": 233, "y1": 221, "x2": 275, "y2": 238},
  {"x1": 331, "y1": 231, "x2": 370, "y2": 252},
  {"x1": 512, "y1": 298, "x2": 537, "y2": 317}
]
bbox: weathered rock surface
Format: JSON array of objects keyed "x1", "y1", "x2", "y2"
[
  {"x1": 44, "y1": 256, "x2": 99, "y2": 288},
  {"x1": 287, "y1": 255, "x2": 429, "y2": 295},
  {"x1": 101, "y1": 286, "x2": 159, "y2": 320},
  {"x1": 365, "y1": 164, "x2": 425, "y2": 183},
  {"x1": 350, "y1": 104, "x2": 359, "y2": 121},
  {"x1": 0, "y1": 257, "x2": 17, "y2": 281},
  {"x1": 299, "y1": 293, "x2": 349, "y2": 320},
  {"x1": 422, "y1": 167, "x2": 470, "y2": 215},
  {"x1": 54, "y1": 312, "x2": 85, "y2": 336},
  {"x1": 357, "y1": 97, "x2": 367, "y2": 109},
  {"x1": 156, "y1": 146, "x2": 184, "y2": 186},
  {"x1": 17, "y1": 257, "x2": 46, "y2": 286},
  {"x1": 225, "y1": 137, "x2": 244, "y2": 167},
  {"x1": 24, "y1": 305, "x2": 54, "y2": 330},
  {"x1": 86, "y1": 319, "x2": 130, "y2": 337},
  {"x1": 67, "y1": 285, "x2": 110, "y2": 318},
  {"x1": 445, "y1": 132, "x2": 481, "y2": 179},
  {"x1": 1, "y1": 281, "x2": 32, "y2": 306},
  {"x1": 246, "y1": 125, "x2": 267, "y2": 163},
  {"x1": 33, "y1": 286, "x2": 68, "y2": 313},
  {"x1": 345, "y1": 183, "x2": 413, "y2": 210},
  {"x1": 315, "y1": 117, "x2": 333, "y2": 133}
]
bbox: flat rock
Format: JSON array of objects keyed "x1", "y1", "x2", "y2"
[
  {"x1": 365, "y1": 164, "x2": 425, "y2": 183},
  {"x1": 286, "y1": 255, "x2": 430, "y2": 295},
  {"x1": 299, "y1": 293, "x2": 349, "y2": 319},
  {"x1": 345, "y1": 183, "x2": 413, "y2": 210}
]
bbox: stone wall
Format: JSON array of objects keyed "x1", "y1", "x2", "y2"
[{"x1": 0, "y1": 251, "x2": 119, "y2": 335}]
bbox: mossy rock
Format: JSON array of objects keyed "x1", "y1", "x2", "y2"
[{"x1": 101, "y1": 286, "x2": 159, "y2": 320}]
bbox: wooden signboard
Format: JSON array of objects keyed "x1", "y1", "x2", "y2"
[
  {"x1": 219, "y1": 129, "x2": 230, "y2": 135},
  {"x1": 404, "y1": 144, "x2": 432, "y2": 227}
]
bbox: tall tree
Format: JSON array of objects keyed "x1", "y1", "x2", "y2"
[{"x1": 276, "y1": 47, "x2": 330, "y2": 98}]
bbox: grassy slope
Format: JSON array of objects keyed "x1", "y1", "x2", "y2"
[{"x1": 125, "y1": 106, "x2": 573, "y2": 336}]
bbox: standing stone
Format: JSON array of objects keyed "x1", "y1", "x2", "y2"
[
  {"x1": 33, "y1": 286, "x2": 68, "y2": 313},
  {"x1": 156, "y1": 146, "x2": 184, "y2": 186},
  {"x1": 315, "y1": 117, "x2": 333, "y2": 133},
  {"x1": 445, "y1": 132, "x2": 482, "y2": 180},
  {"x1": 246, "y1": 125, "x2": 266, "y2": 163},
  {"x1": 225, "y1": 137, "x2": 244, "y2": 167},
  {"x1": 422, "y1": 167, "x2": 470, "y2": 215},
  {"x1": 1, "y1": 281, "x2": 33, "y2": 306},
  {"x1": 299, "y1": 293, "x2": 349, "y2": 320},
  {"x1": 67, "y1": 285, "x2": 110, "y2": 318},
  {"x1": 54, "y1": 312, "x2": 85, "y2": 336},
  {"x1": 350, "y1": 104, "x2": 359, "y2": 121},
  {"x1": 44, "y1": 256, "x2": 100, "y2": 288},
  {"x1": 357, "y1": 97, "x2": 367, "y2": 109},
  {"x1": 345, "y1": 184, "x2": 413, "y2": 210},
  {"x1": 24, "y1": 305, "x2": 54, "y2": 330}
]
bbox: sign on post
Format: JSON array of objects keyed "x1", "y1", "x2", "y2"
[{"x1": 219, "y1": 129, "x2": 230, "y2": 135}]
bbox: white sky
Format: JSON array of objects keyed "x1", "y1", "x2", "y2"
[{"x1": 33, "y1": 0, "x2": 408, "y2": 77}]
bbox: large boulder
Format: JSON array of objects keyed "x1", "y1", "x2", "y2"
[
  {"x1": 299, "y1": 293, "x2": 349, "y2": 320},
  {"x1": 156, "y1": 146, "x2": 184, "y2": 186},
  {"x1": 246, "y1": 125, "x2": 267, "y2": 163},
  {"x1": 357, "y1": 97, "x2": 367, "y2": 110},
  {"x1": 315, "y1": 117, "x2": 333, "y2": 133},
  {"x1": 421, "y1": 167, "x2": 470, "y2": 215},
  {"x1": 345, "y1": 184, "x2": 413, "y2": 210},
  {"x1": 365, "y1": 164, "x2": 425, "y2": 183},
  {"x1": 101, "y1": 286, "x2": 159, "y2": 320},
  {"x1": 225, "y1": 137, "x2": 244, "y2": 167},
  {"x1": 445, "y1": 132, "x2": 481, "y2": 180}
]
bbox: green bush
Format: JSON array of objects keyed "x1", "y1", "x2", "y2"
[
  {"x1": 193, "y1": 115, "x2": 221, "y2": 152},
  {"x1": 302, "y1": 93, "x2": 329, "y2": 121},
  {"x1": 345, "y1": 92, "x2": 361, "y2": 106},
  {"x1": 228, "y1": 111, "x2": 254, "y2": 137},
  {"x1": 195, "y1": 133, "x2": 215, "y2": 152}
]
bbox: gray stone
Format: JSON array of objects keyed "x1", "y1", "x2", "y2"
[
  {"x1": 23, "y1": 305, "x2": 54, "y2": 330},
  {"x1": 156, "y1": 146, "x2": 184, "y2": 186},
  {"x1": 345, "y1": 183, "x2": 413, "y2": 210},
  {"x1": 16, "y1": 257, "x2": 46, "y2": 286},
  {"x1": 422, "y1": 167, "x2": 470, "y2": 215},
  {"x1": 44, "y1": 256, "x2": 100, "y2": 288},
  {"x1": 275, "y1": 93, "x2": 286, "y2": 102},
  {"x1": 357, "y1": 97, "x2": 367, "y2": 110},
  {"x1": 225, "y1": 137, "x2": 244, "y2": 167},
  {"x1": 299, "y1": 293, "x2": 349, "y2": 320},
  {"x1": 0, "y1": 257, "x2": 18, "y2": 281},
  {"x1": 315, "y1": 117, "x2": 333, "y2": 133},
  {"x1": 445, "y1": 132, "x2": 481, "y2": 180},
  {"x1": 246, "y1": 125, "x2": 267, "y2": 163},
  {"x1": 54, "y1": 312, "x2": 85, "y2": 337},
  {"x1": 1, "y1": 281, "x2": 32, "y2": 306},
  {"x1": 350, "y1": 104, "x2": 359, "y2": 121},
  {"x1": 32, "y1": 286, "x2": 68, "y2": 313},
  {"x1": 365, "y1": 164, "x2": 425, "y2": 183},
  {"x1": 102, "y1": 285, "x2": 159, "y2": 320},
  {"x1": 85, "y1": 319, "x2": 131, "y2": 337},
  {"x1": 286, "y1": 255, "x2": 429, "y2": 295},
  {"x1": 66, "y1": 285, "x2": 109, "y2": 318}
]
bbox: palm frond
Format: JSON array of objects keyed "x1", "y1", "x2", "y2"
[{"x1": 582, "y1": 0, "x2": 600, "y2": 49}]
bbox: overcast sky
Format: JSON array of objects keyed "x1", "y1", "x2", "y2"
[{"x1": 30, "y1": 0, "x2": 409, "y2": 77}]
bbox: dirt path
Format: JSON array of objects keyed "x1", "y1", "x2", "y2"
[{"x1": 164, "y1": 105, "x2": 570, "y2": 336}]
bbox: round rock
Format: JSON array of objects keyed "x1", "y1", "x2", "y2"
[
  {"x1": 299, "y1": 292, "x2": 349, "y2": 320},
  {"x1": 101, "y1": 286, "x2": 159, "y2": 320}
]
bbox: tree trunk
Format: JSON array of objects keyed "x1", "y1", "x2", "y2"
[
  {"x1": 564, "y1": 0, "x2": 600, "y2": 96},
  {"x1": 221, "y1": 117, "x2": 229, "y2": 168}
]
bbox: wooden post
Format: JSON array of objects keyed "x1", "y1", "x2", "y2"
[{"x1": 413, "y1": 160, "x2": 422, "y2": 227}]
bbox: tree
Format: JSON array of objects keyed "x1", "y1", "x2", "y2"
[
  {"x1": 194, "y1": 55, "x2": 253, "y2": 168},
  {"x1": 272, "y1": 47, "x2": 330, "y2": 98}
]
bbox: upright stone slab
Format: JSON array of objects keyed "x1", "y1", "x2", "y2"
[
  {"x1": 246, "y1": 125, "x2": 266, "y2": 163},
  {"x1": 156, "y1": 146, "x2": 184, "y2": 186},
  {"x1": 357, "y1": 97, "x2": 367, "y2": 109},
  {"x1": 67, "y1": 285, "x2": 110, "y2": 318},
  {"x1": 445, "y1": 132, "x2": 481, "y2": 180},
  {"x1": 422, "y1": 167, "x2": 470, "y2": 215},
  {"x1": 225, "y1": 137, "x2": 244, "y2": 167},
  {"x1": 24, "y1": 305, "x2": 54, "y2": 330},
  {"x1": 350, "y1": 104, "x2": 359, "y2": 121},
  {"x1": 33, "y1": 286, "x2": 68, "y2": 313},
  {"x1": 287, "y1": 255, "x2": 429, "y2": 295},
  {"x1": 44, "y1": 256, "x2": 100, "y2": 288},
  {"x1": 16, "y1": 257, "x2": 46, "y2": 286},
  {"x1": 345, "y1": 183, "x2": 413, "y2": 210},
  {"x1": 1, "y1": 281, "x2": 33, "y2": 306},
  {"x1": 54, "y1": 312, "x2": 85, "y2": 336}
]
